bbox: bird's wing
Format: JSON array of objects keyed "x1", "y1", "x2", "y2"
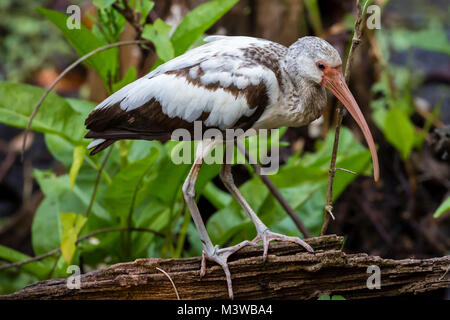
[{"x1": 85, "y1": 37, "x2": 286, "y2": 152}]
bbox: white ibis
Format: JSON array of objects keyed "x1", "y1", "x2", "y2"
[{"x1": 85, "y1": 35, "x2": 380, "y2": 298}]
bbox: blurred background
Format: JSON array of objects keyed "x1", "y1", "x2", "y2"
[{"x1": 0, "y1": 0, "x2": 449, "y2": 297}]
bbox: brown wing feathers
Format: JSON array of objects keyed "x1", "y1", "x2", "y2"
[{"x1": 85, "y1": 80, "x2": 269, "y2": 155}]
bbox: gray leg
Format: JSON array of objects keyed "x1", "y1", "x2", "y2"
[
  {"x1": 219, "y1": 163, "x2": 314, "y2": 261},
  {"x1": 182, "y1": 142, "x2": 251, "y2": 299}
]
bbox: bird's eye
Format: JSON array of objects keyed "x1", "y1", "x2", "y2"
[{"x1": 317, "y1": 63, "x2": 325, "y2": 70}]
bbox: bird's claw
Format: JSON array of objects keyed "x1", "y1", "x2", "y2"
[
  {"x1": 200, "y1": 240, "x2": 252, "y2": 299},
  {"x1": 252, "y1": 229, "x2": 314, "y2": 262}
]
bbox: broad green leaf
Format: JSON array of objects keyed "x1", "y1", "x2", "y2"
[
  {"x1": 33, "y1": 169, "x2": 110, "y2": 256},
  {"x1": 105, "y1": 150, "x2": 160, "y2": 220},
  {"x1": 0, "y1": 82, "x2": 86, "y2": 144},
  {"x1": 371, "y1": 98, "x2": 388, "y2": 131},
  {"x1": 389, "y1": 23, "x2": 450, "y2": 55},
  {"x1": 112, "y1": 66, "x2": 137, "y2": 92},
  {"x1": 384, "y1": 107, "x2": 415, "y2": 160},
  {"x1": 93, "y1": 0, "x2": 116, "y2": 9},
  {"x1": 0, "y1": 270, "x2": 38, "y2": 295},
  {"x1": 203, "y1": 181, "x2": 231, "y2": 209},
  {"x1": 142, "y1": 19, "x2": 174, "y2": 62},
  {"x1": 433, "y1": 197, "x2": 450, "y2": 218},
  {"x1": 135, "y1": 0, "x2": 155, "y2": 24},
  {"x1": 171, "y1": 0, "x2": 239, "y2": 56},
  {"x1": 131, "y1": 199, "x2": 170, "y2": 257},
  {"x1": 69, "y1": 146, "x2": 86, "y2": 188},
  {"x1": 65, "y1": 97, "x2": 96, "y2": 119},
  {"x1": 0, "y1": 245, "x2": 50, "y2": 279},
  {"x1": 60, "y1": 212, "x2": 87, "y2": 264},
  {"x1": 31, "y1": 194, "x2": 62, "y2": 255},
  {"x1": 38, "y1": 8, "x2": 118, "y2": 85}
]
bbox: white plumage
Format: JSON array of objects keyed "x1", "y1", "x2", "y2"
[{"x1": 94, "y1": 36, "x2": 281, "y2": 130}]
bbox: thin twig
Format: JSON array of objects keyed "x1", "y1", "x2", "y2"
[
  {"x1": 0, "y1": 248, "x2": 60, "y2": 271},
  {"x1": 321, "y1": 0, "x2": 366, "y2": 236},
  {"x1": 336, "y1": 167, "x2": 357, "y2": 175},
  {"x1": 236, "y1": 141, "x2": 311, "y2": 238},
  {"x1": 0, "y1": 227, "x2": 164, "y2": 271},
  {"x1": 85, "y1": 148, "x2": 113, "y2": 219},
  {"x1": 21, "y1": 39, "x2": 150, "y2": 160},
  {"x1": 156, "y1": 267, "x2": 180, "y2": 300},
  {"x1": 77, "y1": 227, "x2": 165, "y2": 242}
]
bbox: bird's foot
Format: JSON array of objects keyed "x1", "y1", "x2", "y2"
[
  {"x1": 200, "y1": 240, "x2": 253, "y2": 299},
  {"x1": 252, "y1": 229, "x2": 314, "y2": 262}
]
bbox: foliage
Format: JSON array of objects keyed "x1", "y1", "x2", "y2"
[
  {"x1": 0, "y1": 0, "x2": 374, "y2": 294},
  {"x1": 371, "y1": 24, "x2": 448, "y2": 214},
  {"x1": 0, "y1": 0, "x2": 78, "y2": 82},
  {"x1": 433, "y1": 197, "x2": 450, "y2": 218}
]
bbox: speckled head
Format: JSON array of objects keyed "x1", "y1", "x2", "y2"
[
  {"x1": 285, "y1": 36, "x2": 380, "y2": 182},
  {"x1": 285, "y1": 36, "x2": 342, "y2": 84}
]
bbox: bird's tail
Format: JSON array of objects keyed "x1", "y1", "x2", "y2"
[{"x1": 87, "y1": 138, "x2": 115, "y2": 155}]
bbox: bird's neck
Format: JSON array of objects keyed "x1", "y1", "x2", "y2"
[{"x1": 278, "y1": 60, "x2": 327, "y2": 126}]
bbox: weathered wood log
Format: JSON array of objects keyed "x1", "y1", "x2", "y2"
[{"x1": 2, "y1": 235, "x2": 449, "y2": 300}]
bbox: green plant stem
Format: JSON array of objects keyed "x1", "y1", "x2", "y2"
[{"x1": 174, "y1": 205, "x2": 190, "y2": 258}]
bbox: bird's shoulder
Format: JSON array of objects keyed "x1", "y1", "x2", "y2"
[{"x1": 147, "y1": 36, "x2": 287, "y2": 85}]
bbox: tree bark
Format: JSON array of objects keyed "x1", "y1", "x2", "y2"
[{"x1": 2, "y1": 235, "x2": 449, "y2": 300}]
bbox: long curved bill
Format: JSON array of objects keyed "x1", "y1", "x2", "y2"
[{"x1": 322, "y1": 67, "x2": 380, "y2": 182}]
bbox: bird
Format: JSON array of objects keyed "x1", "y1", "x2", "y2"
[{"x1": 85, "y1": 35, "x2": 380, "y2": 299}]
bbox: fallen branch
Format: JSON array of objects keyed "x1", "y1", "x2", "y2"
[{"x1": 2, "y1": 235, "x2": 448, "y2": 300}]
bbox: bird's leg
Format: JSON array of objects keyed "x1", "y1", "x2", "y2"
[
  {"x1": 219, "y1": 163, "x2": 314, "y2": 261},
  {"x1": 182, "y1": 144, "x2": 251, "y2": 299}
]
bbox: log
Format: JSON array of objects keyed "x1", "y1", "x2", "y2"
[{"x1": 2, "y1": 235, "x2": 449, "y2": 300}]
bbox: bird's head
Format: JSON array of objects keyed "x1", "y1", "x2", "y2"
[{"x1": 286, "y1": 36, "x2": 379, "y2": 182}]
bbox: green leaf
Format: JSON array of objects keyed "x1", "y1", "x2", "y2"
[
  {"x1": 31, "y1": 195, "x2": 62, "y2": 255},
  {"x1": 203, "y1": 181, "x2": 231, "y2": 209},
  {"x1": 135, "y1": 0, "x2": 155, "y2": 24},
  {"x1": 0, "y1": 82, "x2": 86, "y2": 144},
  {"x1": 0, "y1": 245, "x2": 50, "y2": 279},
  {"x1": 105, "y1": 149, "x2": 160, "y2": 220},
  {"x1": 93, "y1": 0, "x2": 116, "y2": 9},
  {"x1": 112, "y1": 66, "x2": 137, "y2": 92},
  {"x1": 142, "y1": 19, "x2": 174, "y2": 62},
  {"x1": 65, "y1": 98, "x2": 96, "y2": 119},
  {"x1": 389, "y1": 22, "x2": 450, "y2": 55},
  {"x1": 384, "y1": 107, "x2": 415, "y2": 160},
  {"x1": 433, "y1": 197, "x2": 450, "y2": 218},
  {"x1": 38, "y1": 8, "x2": 118, "y2": 85},
  {"x1": 69, "y1": 146, "x2": 86, "y2": 189},
  {"x1": 32, "y1": 170, "x2": 110, "y2": 256},
  {"x1": 171, "y1": 0, "x2": 239, "y2": 56},
  {"x1": 60, "y1": 212, "x2": 87, "y2": 264}
]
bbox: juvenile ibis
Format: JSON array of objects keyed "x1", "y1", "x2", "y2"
[{"x1": 85, "y1": 36, "x2": 380, "y2": 298}]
